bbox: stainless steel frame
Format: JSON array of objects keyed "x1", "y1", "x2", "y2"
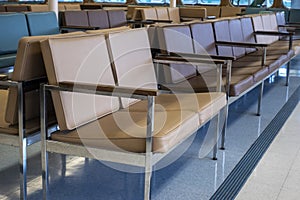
[{"x1": 40, "y1": 63, "x2": 226, "y2": 200}]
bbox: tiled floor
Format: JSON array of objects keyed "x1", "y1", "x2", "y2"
[
  {"x1": 236, "y1": 103, "x2": 300, "y2": 200},
  {"x1": 1, "y1": 55, "x2": 300, "y2": 199}
]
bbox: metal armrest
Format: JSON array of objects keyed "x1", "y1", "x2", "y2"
[
  {"x1": 46, "y1": 81, "x2": 158, "y2": 100},
  {"x1": 216, "y1": 41, "x2": 269, "y2": 48},
  {"x1": 167, "y1": 52, "x2": 236, "y2": 61},
  {"x1": 0, "y1": 74, "x2": 8, "y2": 81},
  {"x1": 60, "y1": 25, "x2": 100, "y2": 31},
  {"x1": 254, "y1": 30, "x2": 295, "y2": 36},
  {"x1": 0, "y1": 76, "x2": 47, "y2": 91},
  {"x1": 153, "y1": 54, "x2": 228, "y2": 65}
]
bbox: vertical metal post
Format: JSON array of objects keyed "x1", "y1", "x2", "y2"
[
  {"x1": 286, "y1": 61, "x2": 290, "y2": 86},
  {"x1": 221, "y1": 61, "x2": 231, "y2": 150},
  {"x1": 261, "y1": 47, "x2": 267, "y2": 67},
  {"x1": 144, "y1": 96, "x2": 154, "y2": 200},
  {"x1": 257, "y1": 81, "x2": 264, "y2": 116},
  {"x1": 220, "y1": 104, "x2": 228, "y2": 150},
  {"x1": 18, "y1": 82, "x2": 27, "y2": 200},
  {"x1": 289, "y1": 35, "x2": 293, "y2": 51},
  {"x1": 40, "y1": 84, "x2": 49, "y2": 200},
  {"x1": 213, "y1": 113, "x2": 220, "y2": 160}
]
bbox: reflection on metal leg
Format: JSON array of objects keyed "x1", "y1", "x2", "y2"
[
  {"x1": 257, "y1": 82, "x2": 264, "y2": 116},
  {"x1": 286, "y1": 62, "x2": 290, "y2": 86},
  {"x1": 144, "y1": 96, "x2": 154, "y2": 200},
  {"x1": 220, "y1": 105, "x2": 228, "y2": 150},
  {"x1": 213, "y1": 114, "x2": 220, "y2": 160},
  {"x1": 18, "y1": 82, "x2": 27, "y2": 200},
  {"x1": 41, "y1": 84, "x2": 49, "y2": 200}
]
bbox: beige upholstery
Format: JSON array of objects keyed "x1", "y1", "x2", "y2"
[
  {"x1": 167, "y1": 7, "x2": 180, "y2": 23},
  {"x1": 46, "y1": 29, "x2": 226, "y2": 154},
  {"x1": 5, "y1": 33, "x2": 85, "y2": 125},
  {"x1": 41, "y1": 34, "x2": 119, "y2": 130},
  {"x1": 179, "y1": 7, "x2": 207, "y2": 20},
  {"x1": 64, "y1": 4, "x2": 81, "y2": 11},
  {"x1": 142, "y1": 8, "x2": 158, "y2": 21},
  {"x1": 220, "y1": 6, "x2": 242, "y2": 18},
  {"x1": 155, "y1": 7, "x2": 169, "y2": 21},
  {"x1": 125, "y1": 93, "x2": 226, "y2": 124},
  {"x1": 107, "y1": 28, "x2": 157, "y2": 108},
  {"x1": 29, "y1": 5, "x2": 49, "y2": 12}
]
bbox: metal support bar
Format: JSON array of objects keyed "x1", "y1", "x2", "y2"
[
  {"x1": 18, "y1": 82, "x2": 27, "y2": 200},
  {"x1": 213, "y1": 114, "x2": 220, "y2": 160},
  {"x1": 41, "y1": 84, "x2": 49, "y2": 200},
  {"x1": 261, "y1": 47, "x2": 267, "y2": 67},
  {"x1": 286, "y1": 61, "x2": 291, "y2": 86},
  {"x1": 289, "y1": 35, "x2": 293, "y2": 51},
  {"x1": 220, "y1": 104, "x2": 228, "y2": 150},
  {"x1": 257, "y1": 81, "x2": 264, "y2": 116},
  {"x1": 144, "y1": 96, "x2": 155, "y2": 200}
]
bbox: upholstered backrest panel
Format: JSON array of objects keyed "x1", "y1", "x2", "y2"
[
  {"x1": 107, "y1": 28, "x2": 157, "y2": 108},
  {"x1": 41, "y1": 34, "x2": 119, "y2": 130},
  {"x1": 156, "y1": 7, "x2": 169, "y2": 21},
  {"x1": 228, "y1": 19, "x2": 246, "y2": 58},
  {"x1": 167, "y1": 7, "x2": 180, "y2": 23},
  {"x1": 252, "y1": 15, "x2": 268, "y2": 44},
  {"x1": 157, "y1": 25, "x2": 197, "y2": 83},
  {"x1": 190, "y1": 22, "x2": 217, "y2": 55},
  {"x1": 87, "y1": 10, "x2": 110, "y2": 29},
  {"x1": 0, "y1": 13, "x2": 29, "y2": 55},
  {"x1": 240, "y1": 17, "x2": 256, "y2": 54},
  {"x1": 261, "y1": 14, "x2": 279, "y2": 43},
  {"x1": 107, "y1": 10, "x2": 127, "y2": 28},
  {"x1": 5, "y1": 32, "x2": 86, "y2": 125},
  {"x1": 62, "y1": 11, "x2": 89, "y2": 26},
  {"x1": 26, "y1": 12, "x2": 60, "y2": 36},
  {"x1": 142, "y1": 8, "x2": 158, "y2": 20},
  {"x1": 213, "y1": 20, "x2": 233, "y2": 57}
]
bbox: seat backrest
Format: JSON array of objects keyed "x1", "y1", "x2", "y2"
[
  {"x1": 251, "y1": 15, "x2": 266, "y2": 44},
  {"x1": 220, "y1": 6, "x2": 242, "y2": 18},
  {"x1": 64, "y1": 4, "x2": 81, "y2": 11},
  {"x1": 62, "y1": 10, "x2": 89, "y2": 27},
  {"x1": 202, "y1": 6, "x2": 221, "y2": 18},
  {"x1": 5, "y1": 32, "x2": 85, "y2": 125},
  {"x1": 0, "y1": 5, "x2": 6, "y2": 12},
  {"x1": 29, "y1": 4, "x2": 49, "y2": 12},
  {"x1": 26, "y1": 12, "x2": 60, "y2": 36},
  {"x1": 41, "y1": 34, "x2": 119, "y2": 130},
  {"x1": 179, "y1": 7, "x2": 207, "y2": 19},
  {"x1": 213, "y1": 19, "x2": 233, "y2": 57},
  {"x1": 87, "y1": 10, "x2": 110, "y2": 29},
  {"x1": 156, "y1": 7, "x2": 169, "y2": 21},
  {"x1": 5, "y1": 5, "x2": 30, "y2": 12},
  {"x1": 5, "y1": 35, "x2": 50, "y2": 125},
  {"x1": 107, "y1": 10, "x2": 127, "y2": 28},
  {"x1": 190, "y1": 22, "x2": 217, "y2": 56},
  {"x1": 261, "y1": 14, "x2": 279, "y2": 43},
  {"x1": 228, "y1": 18, "x2": 246, "y2": 58},
  {"x1": 240, "y1": 16, "x2": 256, "y2": 54},
  {"x1": 157, "y1": 24, "x2": 197, "y2": 84},
  {"x1": 288, "y1": 9, "x2": 300, "y2": 24},
  {"x1": 142, "y1": 8, "x2": 158, "y2": 21},
  {"x1": 167, "y1": 7, "x2": 180, "y2": 23},
  {"x1": 107, "y1": 28, "x2": 157, "y2": 108},
  {"x1": 276, "y1": 11, "x2": 287, "y2": 33},
  {"x1": 0, "y1": 13, "x2": 29, "y2": 55}
]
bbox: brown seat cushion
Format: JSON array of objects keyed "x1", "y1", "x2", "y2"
[
  {"x1": 125, "y1": 92, "x2": 226, "y2": 124},
  {"x1": 51, "y1": 109, "x2": 199, "y2": 153}
]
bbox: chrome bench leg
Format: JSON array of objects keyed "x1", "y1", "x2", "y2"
[
  {"x1": 286, "y1": 62, "x2": 290, "y2": 86},
  {"x1": 220, "y1": 104, "x2": 228, "y2": 150},
  {"x1": 257, "y1": 82, "x2": 264, "y2": 116}
]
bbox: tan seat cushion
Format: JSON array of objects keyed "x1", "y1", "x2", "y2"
[
  {"x1": 125, "y1": 92, "x2": 226, "y2": 124},
  {"x1": 51, "y1": 109, "x2": 199, "y2": 153}
]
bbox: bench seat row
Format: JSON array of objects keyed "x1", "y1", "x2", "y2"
[{"x1": 0, "y1": 12, "x2": 59, "y2": 70}]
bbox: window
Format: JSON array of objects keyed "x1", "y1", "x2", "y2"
[
  {"x1": 136, "y1": 0, "x2": 169, "y2": 4},
  {"x1": 283, "y1": 0, "x2": 291, "y2": 8},
  {"x1": 58, "y1": 0, "x2": 83, "y2": 2},
  {"x1": 182, "y1": 0, "x2": 220, "y2": 5},
  {"x1": 94, "y1": 0, "x2": 126, "y2": 2},
  {"x1": 231, "y1": 0, "x2": 273, "y2": 7}
]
